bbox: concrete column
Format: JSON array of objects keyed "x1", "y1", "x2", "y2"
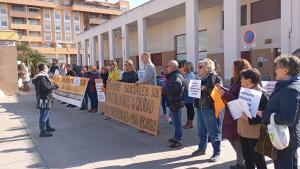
[
  {"x1": 291, "y1": 0, "x2": 300, "y2": 53},
  {"x1": 138, "y1": 18, "x2": 147, "y2": 69},
  {"x1": 76, "y1": 42, "x2": 81, "y2": 65},
  {"x1": 92, "y1": 36, "x2": 97, "y2": 66},
  {"x1": 122, "y1": 24, "x2": 129, "y2": 68},
  {"x1": 98, "y1": 34, "x2": 104, "y2": 68},
  {"x1": 224, "y1": 0, "x2": 241, "y2": 80},
  {"x1": 108, "y1": 29, "x2": 115, "y2": 61},
  {"x1": 185, "y1": 0, "x2": 199, "y2": 68},
  {"x1": 281, "y1": 0, "x2": 292, "y2": 53}
]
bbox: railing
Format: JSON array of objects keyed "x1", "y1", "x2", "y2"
[{"x1": 73, "y1": 2, "x2": 123, "y2": 12}]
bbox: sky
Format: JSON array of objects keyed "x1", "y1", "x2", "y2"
[{"x1": 109, "y1": 0, "x2": 151, "y2": 9}]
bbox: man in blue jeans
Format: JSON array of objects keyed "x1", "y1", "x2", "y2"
[
  {"x1": 163, "y1": 60, "x2": 184, "y2": 148},
  {"x1": 33, "y1": 64, "x2": 58, "y2": 137}
]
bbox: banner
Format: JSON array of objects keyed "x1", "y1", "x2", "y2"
[
  {"x1": 95, "y1": 79, "x2": 105, "y2": 102},
  {"x1": 51, "y1": 75, "x2": 89, "y2": 107},
  {"x1": 238, "y1": 87, "x2": 262, "y2": 118},
  {"x1": 188, "y1": 80, "x2": 201, "y2": 98},
  {"x1": 100, "y1": 81, "x2": 161, "y2": 135}
]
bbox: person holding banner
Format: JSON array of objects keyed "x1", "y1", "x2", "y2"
[
  {"x1": 237, "y1": 68, "x2": 269, "y2": 169},
  {"x1": 136, "y1": 52, "x2": 157, "y2": 85},
  {"x1": 120, "y1": 59, "x2": 138, "y2": 83},
  {"x1": 79, "y1": 66, "x2": 89, "y2": 110},
  {"x1": 263, "y1": 54, "x2": 300, "y2": 169},
  {"x1": 163, "y1": 60, "x2": 184, "y2": 148},
  {"x1": 100, "y1": 66, "x2": 109, "y2": 88},
  {"x1": 191, "y1": 59, "x2": 223, "y2": 162},
  {"x1": 217, "y1": 59, "x2": 252, "y2": 169},
  {"x1": 108, "y1": 60, "x2": 121, "y2": 81},
  {"x1": 182, "y1": 62, "x2": 195, "y2": 129},
  {"x1": 87, "y1": 66, "x2": 100, "y2": 113},
  {"x1": 32, "y1": 64, "x2": 58, "y2": 137}
]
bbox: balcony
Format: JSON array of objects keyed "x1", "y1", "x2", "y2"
[
  {"x1": 27, "y1": 12, "x2": 42, "y2": 19},
  {"x1": 10, "y1": 10, "x2": 26, "y2": 18},
  {"x1": 11, "y1": 23, "x2": 41, "y2": 31},
  {"x1": 19, "y1": 36, "x2": 42, "y2": 42},
  {"x1": 72, "y1": 3, "x2": 123, "y2": 15},
  {"x1": 35, "y1": 47, "x2": 77, "y2": 55},
  {"x1": 0, "y1": 0, "x2": 55, "y2": 8}
]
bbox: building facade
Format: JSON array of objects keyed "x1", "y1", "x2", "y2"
[
  {"x1": 0, "y1": 0, "x2": 130, "y2": 64},
  {"x1": 76, "y1": 0, "x2": 300, "y2": 81}
]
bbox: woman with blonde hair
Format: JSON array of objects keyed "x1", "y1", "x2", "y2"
[
  {"x1": 121, "y1": 59, "x2": 138, "y2": 83},
  {"x1": 108, "y1": 60, "x2": 120, "y2": 81}
]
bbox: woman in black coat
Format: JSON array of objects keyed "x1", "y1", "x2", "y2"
[
  {"x1": 120, "y1": 59, "x2": 138, "y2": 83},
  {"x1": 263, "y1": 54, "x2": 300, "y2": 169}
]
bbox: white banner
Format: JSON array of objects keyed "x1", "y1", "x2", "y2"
[
  {"x1": 188, "y1": 80, "x2": 201, "y2": 98},
  {"x1": 95, "y1": 79, "x2": 106, "y2": 102},
  {"x1": 227, "y1": 99, "x2": 252, "y2": 120},
  {"x1": 238, "y1": 87, "x2": 262, "y2": 118},
  {"x1": 138, "y1": 70, "x2": 145, "y2": 80},
  {"x1": 261, "y1": 81, "x2": 277, "y2": 95}
]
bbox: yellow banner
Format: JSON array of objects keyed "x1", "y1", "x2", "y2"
[
  {"x1": 99, "y1": 81, "x2": 162, "y2": 135},
  {"x1": 51, "y1": 75, "x2": 89, "y2": 107}
]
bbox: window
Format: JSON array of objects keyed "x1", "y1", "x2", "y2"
[
  {"x1": 55, "y1": 32, "x2": 61, "y2": 41},
  {"x1": 43, "y1": 9, "x2": 50, "y2": 19},
  {"x1": 45, "y1": 32, "x2": 51, "y2": 41},
  {"x1": 120, "y1": 7, "x2": 128, "y2": 12},
  {"x1": 28, "y1": 7, "x2": 39, "y2": 13},
  {"x1": 28, "y1": 19, "x2": 39, "y2": 25},
  {"x1": 12, "y1": 18, "x2": 25, "y2": 24},
  {"x1": 44, "y1": 20, "x2": 51, "y2": 30},
  {"x1": 30, "y1": 31, "x2": 40, "y2": 36},
  {"x1": 74, "y1": 12, "x2": 79, "y2": 21},
  {"x1": 175, "y1": 30, "x2": 208, "y2": 62},
  {"x1": 0, "y1": 15, "x2": 7, "y2": 28},
  {"x1": 222, "y1": 5, "x2": 247, "y2": 29},
  {"x1": 251, "y1": 0, "x2": 280, "y2": 24},
  {"x1": 102, "y1": 14, "x2": 111, "y2": 20},
  {"x1": 65, "y1": 22, "x2": 71, "y2": 32},
  {"x1": 0, "y1": 4, "x2": 7, "y2": 14},
  {"x1": 65, "y1": 33, "x2": 72, "y2": 42},
  {"x1": 64, "y1": 11, "x2": 70, "y2": 20},
  {"x1": 12, "y1": 5, "x2": 25, "y2": 12},
  {"x1": 55, "y1": 11, "x2": 61, "y2": 19},
  {"x1": 55, "y1": 21, "x2": 61, "y2": 31},
  {"x1": 74, "y1": 22, "x2": 80, "y2": 32}
]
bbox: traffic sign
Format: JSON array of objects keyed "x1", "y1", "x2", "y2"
[{"x1": 244, "y1": 30, "x2": 256, "y2": 44}]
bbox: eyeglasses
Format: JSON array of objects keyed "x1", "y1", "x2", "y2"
[{"x1": 199, "y1": 65, "x2": 204, "y2": 69}]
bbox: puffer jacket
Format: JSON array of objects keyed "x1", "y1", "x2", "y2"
[{"x1": 263, "y1": 75, "x2": 300, "y2": 149}]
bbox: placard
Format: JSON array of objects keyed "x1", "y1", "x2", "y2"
[
  {"x1": 188, "y1": 80, "x2": 201, "y2": 98},
  {"x1": 239, "y1": 87, "x2": 262, "y2": 118},
  {"x1": 100, "y1": 81, "x2": 161, "y2": 135},
  {"x1": 227, "y1": 99, "x2": 251, "y2": 120},
  {"x1": 51, "y1": 75, "x2": 89, "y2": 107},
  {"x1": 95, "y1": 79, "x2": 105, "y2": 102},
  {"x1": 73, "y1": 77, "x2": 81, "y2": 86},
  {"x1": 138, "y1": 70, "x2": 145, "y2": 80},
  {"x1": 261, "y1": 81, "x2": 277, "y2": 95}
]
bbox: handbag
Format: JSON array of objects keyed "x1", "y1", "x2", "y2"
[
  {"x1": 255, "y1": 125, "x2": 278, "y2": 160},
  {"x1": 267, "y1": 113, "x2": 290, "y2": 150}
]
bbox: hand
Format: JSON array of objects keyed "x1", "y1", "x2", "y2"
[
  {"x1": 200, "y1": 86, "x2": 206, "y2": 91},
  {"x1": 257, "y1": 111, "x2": 263, "y2": 118},
  {"x1": 240, "y1": 113, "x2": 248, "y2": 121},
  {"x1": 218, "y1": 89, "x2": 225, "y2": 96},
  {"x1": 215, "y1": 83, "x2": 222, "y2": 90}
]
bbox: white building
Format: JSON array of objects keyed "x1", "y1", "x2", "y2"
[{"x1": 76, "y1": 0, "x2": 300, "y2": 81}]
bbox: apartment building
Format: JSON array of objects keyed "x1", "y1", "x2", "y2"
[{"x1": 0, "y1": 0, "x2": 130, "y2": 64}]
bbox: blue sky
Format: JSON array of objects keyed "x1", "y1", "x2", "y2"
[{"x1": 109, "y1": 0, "x2": 151, "y2": 9}]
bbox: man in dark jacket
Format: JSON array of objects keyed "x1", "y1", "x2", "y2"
[
  {"x1": 49, "y1": 58, "x2": 59, "y2": 75},
  {"x1": 163, "y1": 60, "x2": 184, "y2": 148},
  {"x1": 32, "y1": 64, "x2": 58, "y2": 137}
]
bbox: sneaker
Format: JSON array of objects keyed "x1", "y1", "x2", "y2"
[
  {"x1": 191, "y1": 149, "x2": 205, "y2": 157},
  {"x1": 168, "y1": 137, "x2": 177, "y2": 143},
  {"x1": 169, "y1": 141, "x2": 182, "y2": 148},
  {"x1": 46, "y1": 127, "x2": 56, "y2": 132},
  {"x1": 209, "y1": 154, "x2": 220, "y2": 162},
  {"x1": 39, "y1": 130, "x2": 53, "y2": 137}
]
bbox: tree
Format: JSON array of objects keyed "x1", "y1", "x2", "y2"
[{"x1": 17, "y1": 42, "x2": 47, "y2": 76}]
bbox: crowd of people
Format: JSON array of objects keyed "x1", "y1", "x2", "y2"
[{"x1": 32, "y1": 49, "x2": 300, "y2": 169}]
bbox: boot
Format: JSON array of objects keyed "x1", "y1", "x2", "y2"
[
  {"x1": 183, "y1": 119, "x2": 193, "y2": 129},
  {"x1": 46, "y1": 126, "x2": 56, "y2": 132},
  {"x1": 39, "y1": 129, "x2": 53, "y2": 137}
]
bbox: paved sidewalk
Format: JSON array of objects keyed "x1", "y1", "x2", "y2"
[{"x1": 0, "y1": 90, "x2": 287, "y2": 169}]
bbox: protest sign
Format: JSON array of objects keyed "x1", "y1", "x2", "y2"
[
  {"x1": 51, "y1": 75, "x2": 89, "y2": 107},
  {"x1": 227, "y1": 99, "x2": 251, "y2": 120},
  {"x1": 239, "y1": 87, "x2": 262, "y2": 118},
  {"x1": 95, "y1": 79, "x2": 105, "y2": 102},
  {"x1": 261, "y1": 81, "x2": 277, "y2": 95},
  {"x1": 73, "y1": 77, "x2": 81, "y2": 86},
  {"x1": 100, "y1": 81, "x2": 161, "y2": 135},
  {"x1": 188, "y1": 80, "x2": 201, "y2": 98},
  {"x1": 138, "y1": 70, "x2": 145, "y2": 80}
]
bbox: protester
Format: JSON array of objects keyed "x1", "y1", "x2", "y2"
[
  {"x1": 32, "y1": 64, "x2": 58, "y2": 137},
  {"x1": 136, "y1": 52, "x2": 157, "y2": 85},
  {"x1": 49, "y1": 58, "x2": 59, "y2": 75},
  {"x1": 120, "y1": 59, "x2": 138, "y2": 83},
  {"x1": 100, "y1": 66, "x2": 109, "y2": 88},
  {"x1": 66, "y1": 64, "x2": 76, "y2": 77},
  {"x1": 157, "y1": 67, "x2": 171, "y2": 122},
  {"x1": 108, "y1": 60, "x2": 121, "y2": 81},
  {"x1": 192, "y1": 58, "x2": 223, "y2": 162},
  {"x1": 163, "y1": 60, "x2": 184, "y2": 148},
  {"x1": 18, "y1": 62, "x2": 31, "y2": 91},
  {"x1": 217, "y1": 59, "x2": 252, "y2": 169},
  {"x1": 59, "y1": 63, "x2": 67, "y2": 76},
  {"x1": 263, "y1": 54, "x2": 300, "y2": 169},
  {"x1": 86, "y1": 66, "x2": 100, "y2": 113},
  {"x1": 79, "y1": 66, "x2": 89, "y2": 111},
  {"x1": 238, "y1": 68, "x2": 268, "y2": 169},
  {"x1": 182, "y1": 62, "x2": 195, "y2": 129}
]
